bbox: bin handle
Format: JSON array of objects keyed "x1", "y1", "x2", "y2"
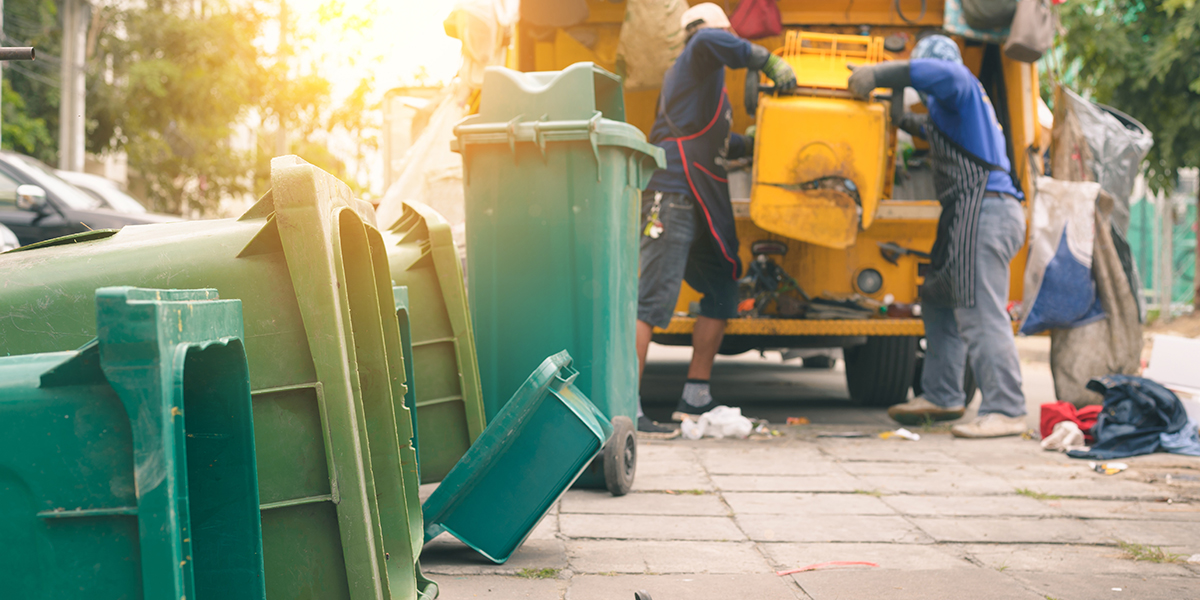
[
  {"x1": 532, "y1": 114, "x2": 549, "y2": 161},
  {"x1": 506, "y1": 114, "x2": 523, "y2": 162},
  {"x1": 587, "y1": 111, "x2": 602, "y2": 181},
  {"x1": 552, "y1": 363, "x2": 580, "y2": 391}
]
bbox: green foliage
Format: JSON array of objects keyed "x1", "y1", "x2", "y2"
[
  {"x1": 1059, "y1": 0, "x2": 1200, "y2": 191},
  {"x1": 1116, "y1": 540, "x2": 1188, "y2": 563},
  {"x1": 1013, "y1": 487, "x2": 1062, "y2": 500},
  {"x1": 2, "y1": 0, "x2": 61, "y2": 164},
  {"x1": 2, "y1": 78, "x2": 52, "y2": 154},
  {"x1": 515, "y1": 568, "x2": 560, "y2": 579}
]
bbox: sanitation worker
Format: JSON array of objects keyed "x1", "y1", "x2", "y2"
[
  {"x1": 847, "y1": 35, "x2": 1029, "y2": 438},
  {"x1": 635, "y1": 2, "x2": 796, "y2": 434}
]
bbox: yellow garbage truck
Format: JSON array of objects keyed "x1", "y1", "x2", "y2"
[{"x1": 507, "y1": 1, "x2": 1040, "y2": 406}]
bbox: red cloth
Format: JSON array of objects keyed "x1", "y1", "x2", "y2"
[
  {"x1": 730, "y1": 0, "x2": 782, "y2": 40},
  {"x1": 1040, "y1": 402, "x2": 1103, "y2": 443}
]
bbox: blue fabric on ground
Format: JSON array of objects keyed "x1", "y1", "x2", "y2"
[
  {"x1": 1068, "y1": 375, "x2": 1192, "y2": 460},
  {"x1": 1160, "y1": 418, "x2": 1200, "y2": 456},
  {"x1": 1020, "y1": 227, "x2": 1106, "y2": 335}
]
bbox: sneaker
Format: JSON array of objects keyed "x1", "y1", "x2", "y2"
[
  {"x1": 887, "y1": 396, "x2": 965, "y2": 425},
  {"x1": 951, "y1": 413, "x2": 1028, "y2": 439},
  {"x1": 637, "y1": 415, "x2": 680, "y2": 440},
  {"x1": 671, "y1": 398, "x2": 718, "y2": 422}
]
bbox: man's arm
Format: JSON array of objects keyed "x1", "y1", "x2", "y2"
[
  {"x1": 689, "y1": 29, "x2": 796, "y2": 91},
  {"x1": 907, "y1": 59, "x2": 976, "y2": 112}
]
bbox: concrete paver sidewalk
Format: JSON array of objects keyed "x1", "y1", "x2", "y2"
[{"x1": 422, "y1": 432, "x2": 1200, "y2": 599}]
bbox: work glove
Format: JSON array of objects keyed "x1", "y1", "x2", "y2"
[
  {"x1": 762, "y1": 55, "x2": 797, "y2": 93},
  {"x1": 744, "y1": 125, "x2": 756, "y2": 149},
  {"x1": 846, "y1": 60, "x2": 911, "y2": 100}
]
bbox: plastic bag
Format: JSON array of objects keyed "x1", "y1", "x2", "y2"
[
  {"x1": 730, "y1": 0, "x2": 782, "y2": 40},
  {"x1": 680, "y1": 406, "x2": 753, "y2": 440},
  {"x1": 616, "y1": 0, "x2": 689, "y2": 91}
]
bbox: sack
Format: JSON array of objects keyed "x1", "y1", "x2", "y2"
[
  {"x1": 730, "y1": 0, "x2": 781, "y2": 40},
  {"x1": 1003, "y1": 0, "x2": 1054, "y2": 62},
  {"x1": 616, "y1": 0, "x2": 689, "y2": 91},
  {"x1": 961, "y1": 0, "x2": 1018, "y2": 30}
]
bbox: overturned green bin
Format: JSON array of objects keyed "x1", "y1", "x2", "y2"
[
  {"x1": 0, "y1": 157, "x2": 430, "y2": 600},
  {"x1": 422, "y1": 351, "x2": 612, "y2": 563},
  {"x1": 455, "y1": 62, "x2": 664, "y2": 495},
  {"x1": 383, "y1": 201, "x2": 486, "y2": 484},
  {"x1": 0, "y1": 287, "x2": 263, "y2": 600}
]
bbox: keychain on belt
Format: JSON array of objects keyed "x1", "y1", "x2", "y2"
[{"x1": 643, "y1": 191, "x2": 664, "y2": 239}]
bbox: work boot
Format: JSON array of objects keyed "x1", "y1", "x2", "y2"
[
  {"x1": 638, "y1": 415, "x2": 680, "y2": 440},
  {"x1": 887, "y1": 396, "x2": 965, "y2": 425},
  {"x1": 950, "y1": 413, "x2": 1028, "y2": 438}
]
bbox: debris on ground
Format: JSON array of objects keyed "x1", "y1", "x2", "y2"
[
  {"x1": 879, "y1": 428, "x2": 921, "y2": 441},
  {"x1": 786, "y1": 416, "x2": 810, "y2": 425},
  {"x1": 1090, "y1": 461, "x2": 1128, "y2": 475},
  {"x1": 776, "y1": 561, "x2": 880, "y2": 576},
  {"x1": 680, "y1": 405, "x2": 753, "y2": 440}
]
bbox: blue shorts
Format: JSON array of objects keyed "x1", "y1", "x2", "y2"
[{"x1": 637, "y1": 190, "x2": 740, "y2": 329}]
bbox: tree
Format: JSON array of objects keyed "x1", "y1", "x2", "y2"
[{"x1": 1059, "y1": 0, "x2": 1200, "y2": 192}]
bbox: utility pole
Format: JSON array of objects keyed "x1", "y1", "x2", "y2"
[
  {"x1": 59, "y1": 0, "x2": 88, "y2": 171},
  {"x1": 275, "y1": 0, "x2": 288, "y2": 157},
  {"x1": 1160, "y1": 187, "x2": 1175, "y2": 324}
]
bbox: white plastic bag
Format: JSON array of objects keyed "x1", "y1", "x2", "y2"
[
  {"x1": 616, "y1": 0, "x2": 689, "y2": 91},
  {"x1": 680, "y1": 406, "x2": 753, "y2": 440}
]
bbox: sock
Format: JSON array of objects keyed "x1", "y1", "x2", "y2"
[{"x1": 682, "y1": 379, "x2": 713, "y2": 407}]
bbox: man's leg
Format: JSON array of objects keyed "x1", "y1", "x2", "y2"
[
  {"x1": 672, "y1": 232, "x2": 738, "y2": 421},
  {"x1": 887, "y1": 304, "x2": 968, "y2": 424},
  {"x1": 635, "y1": 191, "x2": 697, "y2": 432},
  {"x1": 951, "y1": 196, "x2": 1028, "y2": 438},
  {"x1": 688, "y1": 315, "x2": 726, "y2": 380}
]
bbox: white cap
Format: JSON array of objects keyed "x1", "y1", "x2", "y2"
[{"x1": 681, "y1": 3, "x2": 731, "y2": 32}]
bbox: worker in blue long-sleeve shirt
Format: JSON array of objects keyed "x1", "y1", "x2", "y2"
[
  {"x1": 634, "y1": 3, "x2": 796, "y2": 434},
  {"x1": 848, "y1": 35, "x2": 1028, "y2": 439}
]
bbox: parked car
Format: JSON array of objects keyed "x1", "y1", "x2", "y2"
[
  {"x1": 0, "y1": 222, "x2": 18, "y2": 251},
  {"x1": 0, "y1": 151, "x2": 178, "y2": 246},
  {"x1": 55, "y1": 169, "x2": 149, "y2": 214}
]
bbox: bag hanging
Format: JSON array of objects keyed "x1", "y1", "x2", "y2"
[
  {"x1": 1003, "y1": 0, "x2": 1055, "y2": 62},
  {"x1": 730, "y1": 0, "x2": 782, "y2": 40},
  {"x1": 961, "y1": 0, "x2": 1018, "y2": 30}
]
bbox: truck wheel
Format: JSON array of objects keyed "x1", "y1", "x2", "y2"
[
  {"x1": 844, "y1": 336, "x2": 918, "y2": 407},
  {"x1": 603, "y1": 416, "x2": 636, "y2": 497}
]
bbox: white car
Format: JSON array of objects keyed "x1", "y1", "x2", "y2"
[
  {"x1": 0, "y1": 222, "x2": 18, "y2": 251},
  {"x1": 55, "y1": 170, "x2": 149, "y2": 215}
]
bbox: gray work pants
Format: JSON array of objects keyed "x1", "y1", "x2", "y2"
[{"x1": 921, "y1": 195, "x2": 1027, "y2": 417}]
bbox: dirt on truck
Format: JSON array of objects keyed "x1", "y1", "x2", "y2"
[{"x1": 508, "y1": 0, "x2": 1042, "y2": 407}]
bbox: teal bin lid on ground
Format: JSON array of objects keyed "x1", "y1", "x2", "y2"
[
  {"x1": 421, "y1": 351, "x2": 613, "y2": 563},
  {"x1": 0, "y1": 286, "x2": 263, "y2": 600}
]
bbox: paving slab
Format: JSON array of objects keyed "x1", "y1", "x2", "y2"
[
  {"x1": 1088, "y1": 518, "x2": 1200, "y2": 549},
  {"x1": 1010, "y1": 572, "x2": 1200, "y2": 600},
  {"x1": 1006, "y1": 477, "x2": 1173, "y2": 500},
  {"x1": 961, "y1": 543, "x2": 1196, "y2": 576},
  {"x1": 431, "y1": 574, "x2": 566, "y2": 599},
  {"x1": 791, "y1": 567, "x2": 1045, "y2": 600},
  {"x1": 722, "y1": 492, "x2": 894, "y2": 515},
  {"x1": 882, "y1": 494, "x2": 1065, "y2": 517},
  {"x1": 816, "y1": 442, "x2": 959, "y2": 463},
  {"x1": 566, "y1": 573, "x2": 798, "y2": 600},
  {"x1": 1048, "y1": 498, "x2": 1200, "y2": 522},
  {"x1": 856, "y1": 473, "x2": 1018, "y2": 495},
  {"x1": 630, "y1": 471, "x2": 715, "y2": 492},
  {"x1": 566, "y1": 540, "x2": 771, "y2": 574},
  {"x1": 736, "y1": 514, "x2": 930, "y2": 543},
  {"x1": 711, "y1": 473, "x2": 864, "y2": 492},
  {"x1": 694, "y1": 447, "x2": 830, "y2": 475},
  {"x1": 559, "y1": 490, "x2": 728, "y2": 516},
  {"x1": 837, "y1": 461, "x2": 987, "y2": 477},
  {"x1": 910, "y1": 517, "x2": 1109, "y2": 544},
  {"x1": 421, "y1": 537, "x2": 568, "y2": 576},
  {"x1": 761, "y1": 542, "x2": 971, "y2": 571},
  {"x1": 559, "y1": 513, "x2": 746, "y2": 541}
]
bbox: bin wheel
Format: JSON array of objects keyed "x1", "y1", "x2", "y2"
[
  {"x1": 604, "y1": 416, "x2": 637, "y2": 497},
  {"x1": 634, "y1": 591, "x2": 653, "y2": 600}
]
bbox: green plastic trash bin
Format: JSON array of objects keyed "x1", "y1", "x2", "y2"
[
  {"x1": 0, "y1": 157, "x2": 431, "y2": 600},
  {"x1": 383, "y1": 200, "x2": 487, "y2": 484},
  {"x1": 422, "y1": 351, "x2": 612, "y2": 563},
  {"x1": 454, "y1": 62, "x2": 664, "y2": 495},
  {"x1": 0, "y1": 286, "x2": 263, "y2": 600}
]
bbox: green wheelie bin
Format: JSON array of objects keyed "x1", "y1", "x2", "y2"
[
  {"x1": 383, "y1": 201, "x2": 486, "y2": 484},
  {"x1": 0, "y1": 286, "x2": 263, "y2": 600},
  {"x1": 454, "y1": 62, "x2": 664, "y2": 495},
  {"x1": 0, "y1": 157, "x2": 431, "y2": 600}
]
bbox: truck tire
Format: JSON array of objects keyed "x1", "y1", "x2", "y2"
[{"x1": 844, "y1": 336, "x2": 919, "y2": 407}]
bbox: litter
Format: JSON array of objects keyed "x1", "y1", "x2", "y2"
[
  {"x1": 879, "y1": 428, "x2": 920, "y2": 441},
  {"x1": 1089, "y1": 462, "x2": 1128, "y2": 475},
  {"x1": 787, "y1": 416, "x2": 811, "y2": 425},
  {"x1": 776, "y1": 561, "x2": 880, "y2": 576},
  {"x1": 1041, "y1": 420, "x2": 1087, "y2": 452},
  {"x1": 680, "y1": 405, "x2": 754, "y2": 440}
]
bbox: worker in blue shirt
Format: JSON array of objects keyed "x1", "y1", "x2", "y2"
[
  {"x1": 847, "y1": 35, "x2": 1028, "y2": 438},
  {"x1": 635, "y1": 3, "x2": 796, "y2": 433}
]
